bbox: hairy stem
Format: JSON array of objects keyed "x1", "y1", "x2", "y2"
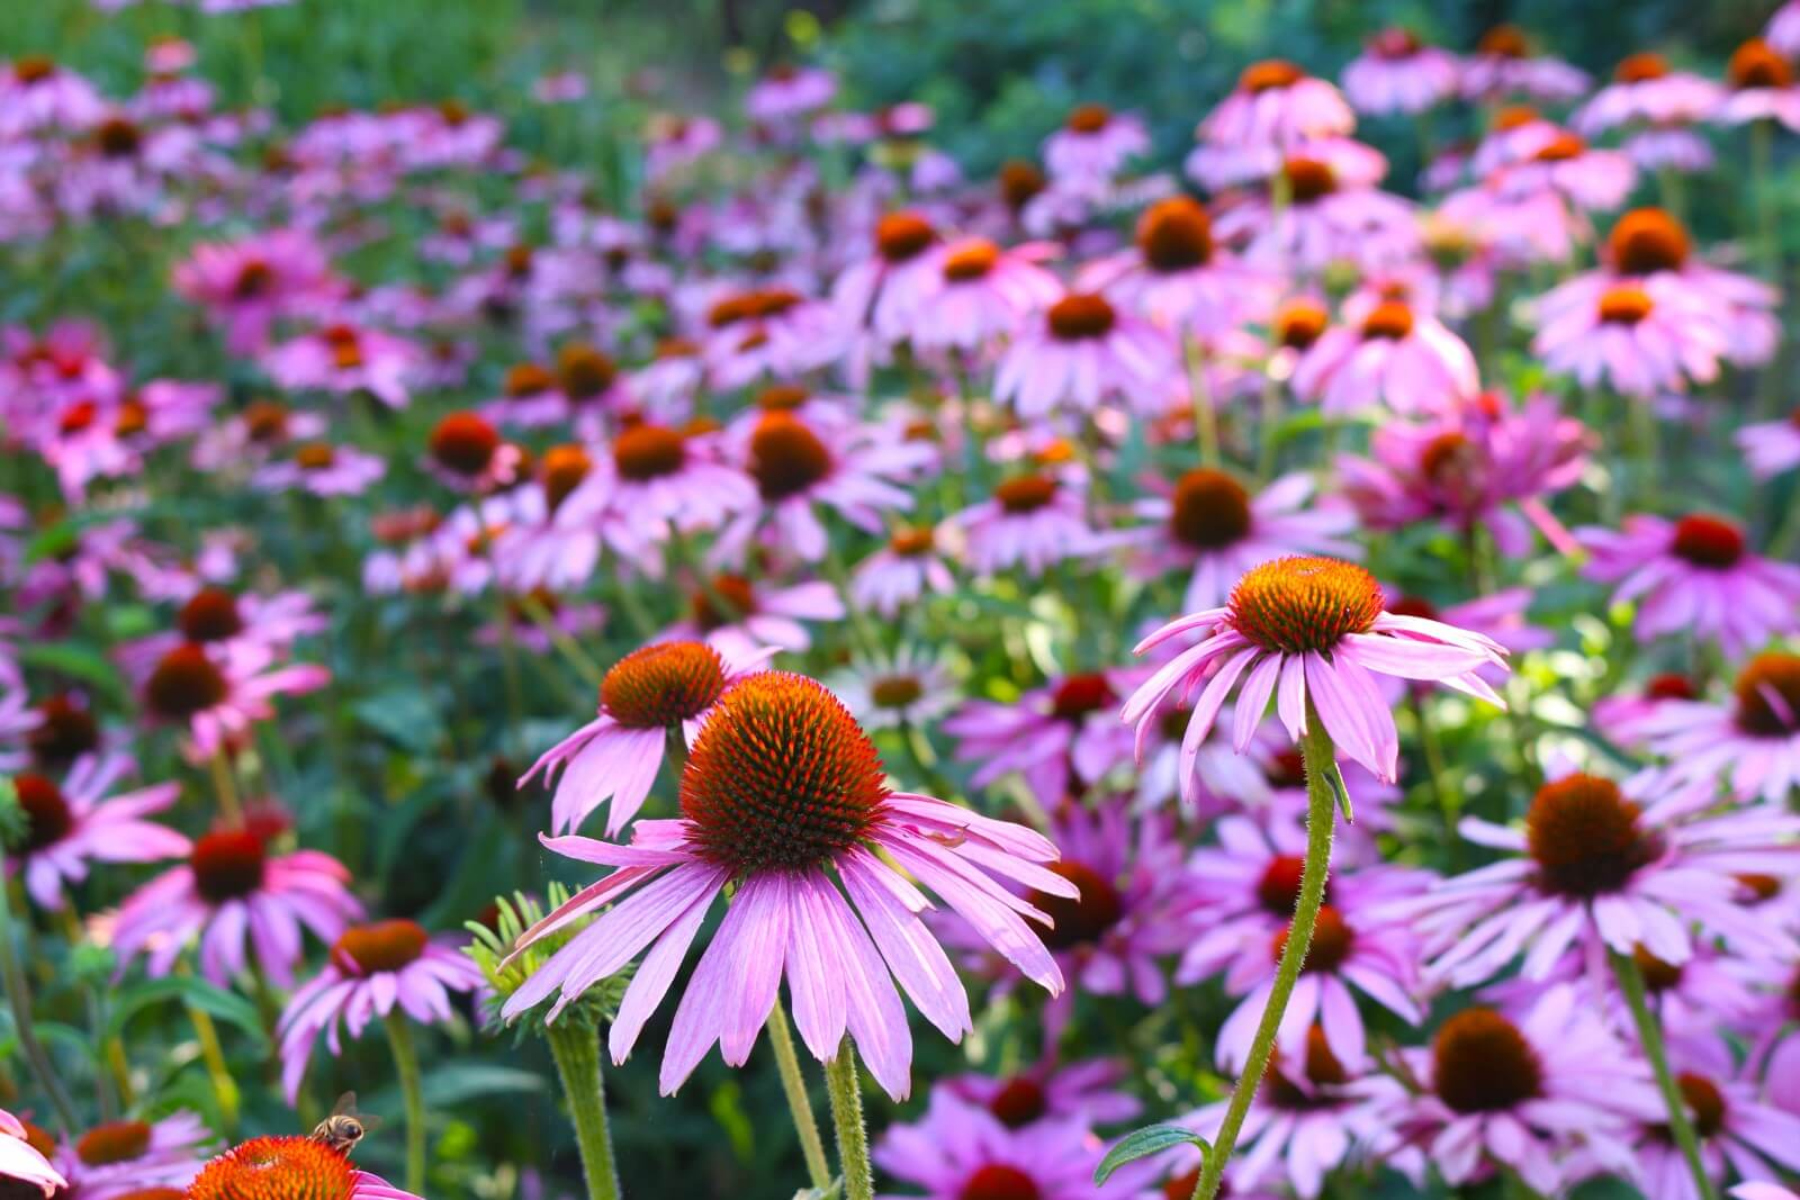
[
  {"x1": 767, "y1": 1000, "x2": 833, "y2": 1191},
  {"x1": 544, "y1": 1021, "x2": 622, "y2": 1200},
  {"x1": 384, "y1": 1011, "x2": 428, "y2": 1194},
  {"x1": 826, "y1": 1039, "x2": 874, "y2": 1200},
  {"x1": 1612, "y1": 950, "x2": 1714, "y2": 1200}
]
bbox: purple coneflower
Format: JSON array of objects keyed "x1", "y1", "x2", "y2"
[
  {"x1": 850, "y1": 526, "x2": 954, "y2": 618},
  {"x1": 1636, "y1": 653, "x2": 1800, "y2": 805},
  {"x1": 946, "y1": 471, "x2": 1108, "y2": 579},
  {"x1": 1715, "y1": 39, "x2": 1800, "y2": 132},
  {"x1": 994, "y1": 291, "x2": 1173, "y2": 418},
  {"x1": 1341, "y1": 29, "x2": 1460, "y2": 115},
  {"x1": 7, "y1": 753, "x2": 187, "y2": 910},
  {"x1": 944, "y1": 1057, "x2": 1142, "y2": 1131},
  {"x1": 1122, "y1": 557, "x2": 1508, "y2": 785},
  {"x1": 0, "y1": 1109, "x2": 64, "y2": 1196},
  {"x1": 263, "y1": 322, "x2": 420, "y2": 410},
  {"x1": 502, "y1": 672, "x2": 1074, "y2": 1100},
  {"x1": 1042, "y1": 103, "x2": 1150, "y2": 183},
  {"x1": 946, "y1": 668, "x2": 1139, "y2": 802},
  {"x1": 53, "y1": 1112, "x2": 215, "y2": 1196},
  {"x1": 1077, "y1": 196, "x2": 1280, "y2": 336},
  {"x1": 1292, "y1": 298, "x2": 1478, "y2": 416},
  {"x1": 661, "y1": 572, "x2": 845, "y2": 661},
  {"x1": 1736, "y1": 408, "x2": 1800, "y2": 479},
  {"x1": 140, "y1": 641, "x2": 331, "y2": 763},
  {"x1": 1199, "y1": 60, "x2": 1355, "y2": 148},
  {"x1": 1459, "y1": 26, "x2": 1590, "y2": 102},
  {"x1": 188, "y1": 1136, "x2": 421, "y2": 1200},
  {"x1": 253, "y1": 440, "x2": 387, "y2": 497},
  {"x1": 875, "y1": 1090, "x2": 1136, "y2": 1199},
  {"x1": 905, "y1": 237, "x2": 1061, "y2": 355},
  {"x1": 1625, "y1": 1057, "x2": 1800, "y2": 1200}
]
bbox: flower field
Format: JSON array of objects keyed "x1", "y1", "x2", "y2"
[{"x1": 2, "y1": 2, "x2": 1800, "y2": 1198}]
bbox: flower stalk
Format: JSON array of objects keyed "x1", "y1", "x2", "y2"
[
  {"x1": 1190, "y1": 704, "x2": 1338, "y2": 1200},
  {"x1": 544, "y1": 1021, "x2": 623, "y2": 1200},
  {"x1": 826, "y1": 1038, "x2": 874, "y2": 1200},
  {"x1": 768, "y1": 999, "x2": 833, "y2": 1191},
  {"x1": 1611, "y1": 949, "x2": 1715, "y2": 1200},
  {"x1": 384, "y1": 1010, "x2": 428, "y2": 1194}
]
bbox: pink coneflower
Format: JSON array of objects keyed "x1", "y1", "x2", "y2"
[
  {"x1": 1338, "y1": 391, "x2": 1589, "y2": 555},
  {"x1": 521, "y1": 640, "x2": 768, "y2": 836},
  {"x1": 1494, "y1": 130, "x2": 1637, "y2": 211},
  {"x1": 253, "y1": 440, "x2": 387, "y2": 496},
  {"x1": 850, "y1": 526, "x2": 955, "y2": 618},
  {"x1": 1593, "y1": 672, "x2": 1703, "y2": 751},
  {"x1": 1182, "y1": 1028, "x2": 1387, "y2": 1199},
  {"x1": 502, "y1": 672, "x2": 1075, "y2": 1099},
  {"x1": 1213, "y1": 148, "x2": 1419, "y2": 272},
  {"x1": 1715, "y1": 40, "x2": 1800, "y2": 132},
  {"x1": 644, "y1": 113, "x2": 721, "y2": 180},
  {"x1": 0, "y1": 1108, "x2": 64, "y2": 1195},
  {"x1": 1200, "y1": 60, "x2": 1355, "y2": 148},
  {"x1": 1342, "y1": 29, "x2": 1460, "y2": 115},
  {"x1": 54, "y1": 1112, "x2": 214, "y2": 1196},
  {"x1": 1077, "y1": 196, "x2": 1280, "y2": 335},
  {"x1": 1043, "y1": 103, "x2": 1150, "y2": 182},
  {"x1": 1626, "y1": 1059, "x2": 1800, "y2": 1200},
  {"x1": 718, "y1": 412, "x2": 929, "y2": 563},
  {"x1": 661, "y1": 572, "x2": 845, "y2": 661},
  {"x1": 1405, "y1": 770, "x2": 1799, "y2": 990},
  {"x1": 1292, "y1": 298, "x2": 1477, "y2": 416},
  {"x1": 172, "y1": 229, "x2": 337, "y2": 354},
  {"x1": 994, "y1": 291, "x2": 1173, "y2": 417},
  {"x1": 830, "y1": 210, "x2": 943, "y2": 348},
  {"x1": 1125, "y1": 470, "x2": 1358, "y2": 613},
  {"x1": 875, "y1": 1090, "x2": 1135, "y2": 1199},
  {"x1": 946, "y1": 471, "x2": 1108, "y2": 579},
  {"x1": 140, "y1": 641, "x2": 331, "y2": 762},
  {"x1": 944, "y1": 1057, "x2": 1142, "y2": 1130},
  {"x1": 1122, "y1": 557, "x2": 1508, "y2": 783},
  {"x1": 1574, "y1": 53, "x2": 1723, "y2": 136},
  {"x1": 1460, "y1": 26, "x2": 1590, "y2": 102},
  {"x1": 277, "y1": 918, "x2": 483, "y2": 1100},
  {"x1": 7, "y1": 754, "x2": 187, "y2": 910},
  {"x1": 552, "y1": 423, "x2": 754, "y2": 561},
  {"x1": 188, "y1": 1136, "x2": 421, "y2": 1200},
  {"x1": 945, "y1": 669, "x2": 1138, "y2": 802},
  {"x1": 701, "y1": 285, "x2": 840, "y2": 390},
  {"x1": 478, "y1": 590, "x2": 606, "y2": 655},
  {"x1": 1530, "y1": 277, "x2": 1726, "y2": 395},
  {"x1": 1636, "y1": 653, "x2": 1800, "y2": 805},
  {"x1": 118, "y1": 585, "x2": 325, "y2": 679},
  {"x1": 0, "y1": 57, "x2": 105, "y2": 137},
  {"x1": 1360, "y1": 988, "x2": 1657, "y2": 1195},
  {"x1": 904, "y1": 237, "x2": 1061, "y2": 354},
  {"x1": 1577, "y1": 513, "x2": 1800, "y2": 655},
  {"x1": 113, "y1": 828, "x2": 362, "y2": 986},
  {"x1": 263, "y1": 322, "x2": 421, "y2": 410},
  {"x1": 1736, "y1": 409, "x2": 1800, "y2": 478},
  {"x1": 191, "y1": 399, "x2": 326, "y2": 472},
  {"x1": 425, "y1": 410, "x2": 524, "y2": 494},
  {"x1": 1129, "y1": 672, "x2": 1283, "y2": 815},
  {"x1": 745, "y1": 64, "x2": 837, "y2": 124}
]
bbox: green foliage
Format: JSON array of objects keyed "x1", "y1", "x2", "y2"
[{"x1": 464, "y1": 886, "x2": 631, "y2": 1038}]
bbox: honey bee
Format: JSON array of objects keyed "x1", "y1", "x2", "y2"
[{"x1": 310, "y1": 1092, "x2": 381, "y2": 1156}]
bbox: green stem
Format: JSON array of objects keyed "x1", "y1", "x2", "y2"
[
  {"x1": 825, "y1": 1039, "x2": 874, "y2": 1200},
  {"x1": 767, "y1": 1000, "x2": 833, "y2": 1191},
  {"x1": 385, "y1": 1011, "x2": 427, "y2": 1194},
  {"x1": 1191, "y1": 708, "x2": 1338, "y2": 1200},
  {"x1": 1611, "y1": 951, "x2": 1714, "y2": 1200},
  {"x1": 1183, "y1": 336, "x2": 1221, "y2": 469},
  {"x1": 519, "y1": 593, "x2": 606, "y2": 688},
  {"x1": 186, "y1": 999, "x2": 240, "y2": 1133},
  {"x1": 0, "y1": 884, "x2": 80, "y2": 1132},
  {"x1": 544, "y1": 1022, "x2": 623, "y2": 1200},
  {"x1": 209, "y1": 744, "x2": 243, "y2": 829}
]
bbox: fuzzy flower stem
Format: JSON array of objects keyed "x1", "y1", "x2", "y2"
[
  {"x1": 384, "y1": 1010, "x2": 428, "y2": 1194},
  {"x1": 768, "y1": 999, "x2": 833, "y2": 1191},
  {"x1": 209, "y1": 744, "x2": 243, "y2": 829},
  {"x1": 544, "y1": 1022, "x2": 622, "y2": 1200},
  {"x1": 826, "y1": 1038, "x2": 874, "y2": 1200},
  {"x1": 1191, "y1": 704, "x2": 1338, "y2": 1200},
  {"x1": 1611, "y1": 949, "x2": 1716, "y2": 1200},
  {"x1": 0, "y1": 883, "x2": 80, "y2": 1132}
]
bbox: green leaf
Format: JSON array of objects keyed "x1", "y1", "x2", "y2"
[
  {"x1": 1094, "y1": 1123, "x2": 1208, "y2": 1185},
  {"x1": 105, "y1": 976, "x2": 269, "y2": 1052},
  {"x1": 18, "y1": 642, "x2": 127, "y2": 702},
  {"x1": 1323, "y1": 758, "x2": 1355, "y2": 823},
  {"x1": 793, "y1": 1183, "x2": 844, "y2": 1200},
  {"x1": 352, "y1": 689, "x2": 445, "y2": 752}
]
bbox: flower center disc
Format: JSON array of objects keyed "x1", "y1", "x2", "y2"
[
  {"x1": 1137, "y1": 197, "x2": 1213, "y2": 271},
  {"x1": 542, "y1": 444, "x2": 592, "y2": 511},
  {"x1": 1050, "y1": 673, "x2": 1115, "y2": 720},
  {"x1": 187, "y1": 1135, "x2": 358, "y2": 1200},
  {"x1": 1526, "y1": 773, "x2": 1662, "y2": 898},
  {"x1": 943, "y1": 239, "x2": 1001, "y2": 282},
  {"x1": 1284, "y1": 158, "x2": 1336, "y2": 204},
  {"x1": 602, "y1": 640, "x2": 728, "y2": 728},
  {"x1": 1240, "y1": 59, "x2": 1304, "y2": 93},
  {"x1": 1029, "y1": 860, "x2": 1125, "y2": 949},
  {"x1": 1478, "y1": 25, "x2": 1530, "y2": 58},
  {"x1": 1170, "y1": 469, "x2": 1252, "y2": 549},
  {"x1": 145, "y1": 643, "x2": 228, "y2": 720},
  {"x1": 1361, "y1": 301, "x2": 1415, "y2": 341},
  {"x1": 1633, "y1": 944, "x2": 1685, "y2": 992},
  {"x1": 876, "y1": 211, "x2": 936, "y2": 264},
  {"x1": 191, "y1": 830, "x2": 268, "y2": 904},
  {"x1": 681, "y1": 672, "x2": 888, "y2": 874},
  {"x1": 1433, "y1": 1008, "x2": 1543, "y2": 1114},
  {"x1": 749, "y1": 413, "x2": 833, "y2": 500},
  {"x1": 1256, "y1": 853, "x2": 1314, "y2": 915},
  {"x1": 430, "y1": 412, "x2": 501, "y2": 476},
  {"x1": 889, "y1": 527, "x2": 935, "y2": 557},
  {"x1": 14, "y1": 774, "x2": 74, "y2": 853},
  {"x1": 556, "y1": 342, "x2": 616, "y2": 400},
  {"x1": 756, "y1": 383, "x2": 811, "y2": 413},
  {"x1": 959, "y1": 1164, "x2": 1041, "y2": 1200},
  {"x1": 999, "y1": 160, "x2": 1046, "y2": 211},
  {"x1": 1227, "y1": 557, "x2": 1383, "y2": 655},
  {"x1": 613, "y1": 424, "x2": 687, "y2": 482},
  {"x1": 1615, "y1": 52, "x2": 1670, "y2": 83},
  {"x1": 1046, "y1": 294, "x2": 1115, "y2": 341},
  {"x1": 1265, "y1": 1027, "x2": 1349, "y2": 1109},
  {"x1": 180, "y1": 587, "x2": 246, "y2": 643},
  {"x1": 691, "y1": 575, "x2": 756, "y2": 631},
  {"x1": 1609, "y1": 208, "x2": 1689, "y2": 275},
  {"x1": 1272, "y1": 904, "x2": 1353, "y2": 972},
  {"x1": 332, "y1": 918, "x2": 429, "y2": 975},
  {"x1": 1597, "y1": 286, "x2": 1654, "y2": 325},
  {"x1": 1669, "y1": 513, "x2": 1745, "y2": 569},
  {"x1": 1276, "y1": 300, "x2": 1329, "y2": 349},
  {"x1": 76, "y1": 1120, "x2": 153, "y2": 1166},
  {"x1": 994, "y1": 474, "x2": 1059, "y2": 514},
  {"x1": 986, "y1": 1077, "x2": 1047, "y2": 1128},
  {"x1": 1734, "y1": 653, "x2": 1800, "y2": 736},
  {"x1": 869, "y1": 675, "x2": 925, "y2": 709},
  {"x1": 27, "y1": 693, "x2": 98, "y2": 766},
  {"x1": 1729, "y1": 39, "x2": 1793, "y2": 90},
  {"x1": 1657, "y1": 1074, "x2": 1728, "y2": 1141},
  {"x1": 1065, "y1": 102, "x2": 1111, "y2": 133},
  {"x1": 504, "y1": 362, "x2": 555, "y2": 397}
]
